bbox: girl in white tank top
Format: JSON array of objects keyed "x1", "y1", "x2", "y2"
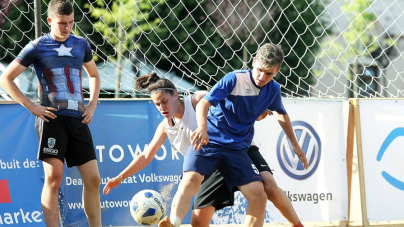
[
  {"x1": 163, "y1": 95, "x2": 197, "y2": 156},
  {"x1": 103, "y1": 72, "x2": 206, "y2": 194}
]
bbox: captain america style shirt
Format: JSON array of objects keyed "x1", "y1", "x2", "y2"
[{"x1": 16, "y1": 34, "x2": 93, "y2": 118}]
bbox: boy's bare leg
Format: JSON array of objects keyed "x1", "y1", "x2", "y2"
[
  {"x1": 78, "y1": 160, "x2": 102, "y2": 227},
  {"x1": 261, "y1": 171, "x2": 302, "y2": 227},
  {"x1": 238, "y1": 181, "x2": 267, "y2": 227},
  {"x1": 41, "y1": 158, "x2": 64, "y2": 227}
]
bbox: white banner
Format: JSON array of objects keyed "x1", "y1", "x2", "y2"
[
  {"x1": 253, "y1": 99, "x2": 348, "y2": 223},
  {"x1": 358, "y1": 99, "x2": 404, "y2": 222}
]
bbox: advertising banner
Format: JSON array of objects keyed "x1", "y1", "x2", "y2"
[
  {"x1": 247, "y1": 99, "x2": 349, "y2": 223},
  {"x1": 0, "y1": 100, "x2": 185, "y2": 227},
  {"x1": 358, "y1": 99, "x2": 404, "y2": 222},
  {"x1": 0, "y1": 99, "x2": 349, "y2": 226},
  {"x1": 0, "y1": 104, "x2": 45, "y2": 226},
  {"x1": 60, "y1": 100, "x2": 185, "y2": 226}
]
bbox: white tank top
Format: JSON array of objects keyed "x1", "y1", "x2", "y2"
[{"x1": 163, "y1": 95, "x2": 197, "y2": 155}]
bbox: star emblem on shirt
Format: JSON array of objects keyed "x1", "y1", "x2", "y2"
[{"x1": 53, "y1": 44, "x2": 73, "y2": 57}]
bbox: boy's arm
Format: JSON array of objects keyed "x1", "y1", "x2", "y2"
[
  {"x1": 82, "y1": 59, "x2": 100, "y2": 124},
  {"x1": 190, "y1": 73, "x2": 235, "y2": 150},
  {"x1": 276, "y1": 112, "x2": 309, "y2": 169},
  {"x1": 0, "y1": 61, "x2": 57, "y2": 121},
  {"x1": 191, "y1": 98, "x2": 211, "y2": 151}
]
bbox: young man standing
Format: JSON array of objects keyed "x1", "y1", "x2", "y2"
[
  {"x1": 159, "y1": 43, "x2": 308, "y2": 227},
  {"x1": 0, "y1": 0, "x2": 101, "y2": 226}
]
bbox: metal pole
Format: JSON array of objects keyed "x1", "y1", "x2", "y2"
[{"x1": 34, "y1": 0, "x2": 42, "y2": 38}]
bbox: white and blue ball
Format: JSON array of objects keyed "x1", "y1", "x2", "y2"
[{"x1": 130, "y1": 189, "x2": 166, "y2": 225}]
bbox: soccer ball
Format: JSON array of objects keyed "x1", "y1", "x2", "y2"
[{"x1": 130, "y1": 189, "x2": 166, "y2": 225}]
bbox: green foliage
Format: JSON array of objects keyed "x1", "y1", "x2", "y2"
[
  {"x1": 268, "y1": 0, "x2": 329, "y2": 96},
  {"x1": 0, "y1": 1, "x2": 41, "y2": 62},
  {"x1": 136, "y1": 0, "x2": 328, "y2": 92},
  {"x1": 1, "y1": 0, "x2": 329, "y2": 95},
  {"x1": 341, "y1": 0, "x2": 377, "y2": 55},
  {"x1": 87, "y1": 0, "x2": 162, "y2": 61},
  {"x1": 136, "y1": 0, "x2": 239, "y2": 87},
  {"x1": 319, "y1": 0, "x2": 393, "y2": 79}
]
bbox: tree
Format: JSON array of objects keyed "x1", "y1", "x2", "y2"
[
  {"x1": 137, "y1": 0, "x2": 328, "y2": 93},
  {"x1": 261, "y1": 0, "x2": 328, "y2": 96},
  {"x1": 1, "y1": 0, "x2": 329, "y2": 97},
  {"x1": 87, "y1": 0, "x2": 162, "y2": 97},
  {"x1": 0, "y1": 0, "x2": 36, "y2": 63},
  {"x1": 205, "y1": 0, "x2": 280, "y2": 69},
  {"x1": 318, "y1": 0, "x2": 394, "y2": 97},
  {"x1": 136, "y1": 0, "x2": 240, "y2": 89}
]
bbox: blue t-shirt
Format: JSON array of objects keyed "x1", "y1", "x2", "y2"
[
  {"x1": 204, "y1": 69, "x2": 286, "y2": 149},
  {"x1": 16, "y1": 34, "x2": 93, "y2": 118}
]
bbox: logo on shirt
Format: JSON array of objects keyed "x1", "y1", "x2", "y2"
[
  {"x1": 245, "y1": 88, "x2": 252, "y2": 94},
  {"x1": 277, "y1": 121, "x2": 321, "y2": 180},
  {"x1": 53, "y1": 44, "x2": 73, "y2": 57},
  {"x1": 43, "y1": 137, "x2": 58, "y2": 155}
]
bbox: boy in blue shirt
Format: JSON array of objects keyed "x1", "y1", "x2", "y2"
[
  {"x1": 159, "y1": 43, "x2": 308, "y2": 227},
  {"x1": 0, "y1": 1, "x2": 101, "y2": 226}
]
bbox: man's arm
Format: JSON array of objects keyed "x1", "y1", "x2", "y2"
[
  {"x1": 191, "y1": 98, "x2": 211, "y2": 151},
  {"x1": 276, "y1": 112, "x2": 309, "y2": 169},
  {"x1": 0, "y1": 61, "x2": 57, "y2": 121},
  {"x1": 82, "y1": 59, "x2": 100, "y2": 124}
]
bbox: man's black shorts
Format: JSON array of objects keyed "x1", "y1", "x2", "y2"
[{"x1": 35, "y1": 115, "x2": 96, "y2": 167}]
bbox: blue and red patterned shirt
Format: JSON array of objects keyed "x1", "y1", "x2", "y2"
[{"x1": 16, "y1": 33, "x2": 93, "y2": 118}]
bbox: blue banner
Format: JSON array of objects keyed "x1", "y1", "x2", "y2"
[
  {"x1": 0, "y1": 101, "x2": 187, "y2": 227},
  {"x1": 0, "y1": 100, "x2": 261, "y2": 227},
  {"x1": 59, "y1": 100, "x2": 186, "y2": 226},
  {"x1": 0, "y1": 103, "x2": 45, "y2": 226}
]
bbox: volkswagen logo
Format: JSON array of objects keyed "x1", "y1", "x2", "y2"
[{"x1": 277, "y1": 121, "x2": 321, "y2": 180}]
